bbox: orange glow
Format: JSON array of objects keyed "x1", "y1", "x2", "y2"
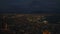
[{"x1": 43, "y1": 30, "x2": 50, "y2": 34}]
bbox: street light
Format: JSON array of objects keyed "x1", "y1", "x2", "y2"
[{"x1": 43, "y1": 20, "x2": 48, "y2": 24}]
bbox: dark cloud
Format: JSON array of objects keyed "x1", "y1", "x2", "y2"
[{"x1": 0, "y1": 0, "x2": 60, "y2": 13}]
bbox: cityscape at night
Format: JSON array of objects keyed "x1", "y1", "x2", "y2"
[
  {"x1": 0, "y1": 0, "x2": 60, "y2": 34},
  {"x1": 0, "y1": 14, "x2": 60, "y2": 34}
]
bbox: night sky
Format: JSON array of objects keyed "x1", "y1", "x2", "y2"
[{"x1": 0, "y1": 0, "x2": 60, "y2": 14}]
